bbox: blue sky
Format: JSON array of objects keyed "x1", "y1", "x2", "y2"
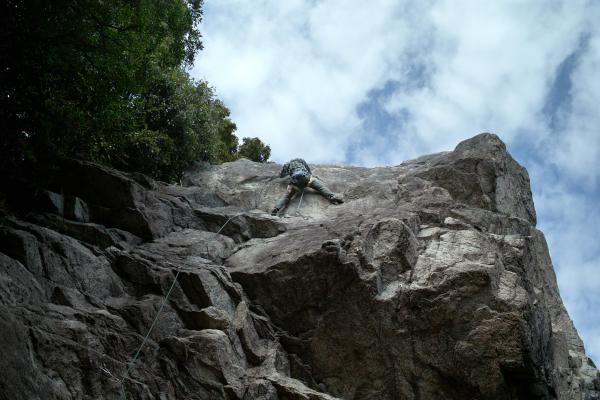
[{"x1": 191, "y1": 0, "x2": 600, "y2": 364}]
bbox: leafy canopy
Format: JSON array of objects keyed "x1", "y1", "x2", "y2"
[
  {"x1": 239, "y1": 137, "x2": 272, "y2": 163},
  {"x1": 1, "y1": 0, "x2": 270, "y2": 182}
]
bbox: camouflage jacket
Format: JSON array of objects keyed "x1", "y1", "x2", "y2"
[{"x1": 279, "y1": 158, "x2": 311, "y2": 178}]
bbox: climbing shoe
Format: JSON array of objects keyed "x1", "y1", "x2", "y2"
[
  {"x1": 271, "y1": 207, "x2": 280, "y2": 216},
  {"x1": 329, "y1": 196, "x2": 344, "y2": 205}
]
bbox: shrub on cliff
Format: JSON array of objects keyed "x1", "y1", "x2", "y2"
[{"x1": 238, "y1": 137, "x2": 272, "y2": 163}]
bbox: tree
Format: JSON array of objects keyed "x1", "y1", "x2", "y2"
[
  {"x1": 238, "y1": 137, "x2": 271, "y2": 163},
  {"x1": 1, "y1": 0, "x2": 271, "y2": 182},
  {"x1": 119, "y1": 71, "x2": 240, "y2": 181},
  {"x1": 0, "y1": 0, "x2": 202, "y2": 170}
]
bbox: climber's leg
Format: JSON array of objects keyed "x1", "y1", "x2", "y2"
[
  {"x1": 309, "y1": 178, "x2": 344, "y2": 204},
  {"x1": 272, "y1": 185, "x2": 299, "y2": 215}
]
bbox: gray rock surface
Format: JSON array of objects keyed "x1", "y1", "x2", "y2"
[{"x1": 0, "y1": 133, "x2": 598, "y2": 399}]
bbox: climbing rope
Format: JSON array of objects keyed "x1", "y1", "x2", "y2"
[
  {"x1": 27, "y1": 326, "x2": 128, "y2": 368},
  {"x1": 293, "y1": 189, "x2": 310, "y2": 220},
  {"x1": 118, "y1": 214, "x2": 236, "y2": 399},
  {"x1": 216, "y1": 214, "x2": 235, "y2": 235},
  {"x1": 16, "y1": 323, "x2": 164, "y2": 394},
  {"x1": 13, "y1": 209, "x2": 257, "y2": 398},
  {"x1": 296, "y1": 189, "x2": 305, "y2": 212},
  {"x1": 120, "y1": 263, "x2": 182, "y2": 388}
]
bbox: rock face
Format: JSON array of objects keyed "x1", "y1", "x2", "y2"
[{"x1": 0, "y1": 133, "x2": 598, "y2": 399}]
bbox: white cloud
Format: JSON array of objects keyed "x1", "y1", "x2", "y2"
[
  {"x1": 385, "y1": 0, "x2": 588, "y2": 152},
  {"x1": 558, "y1": 259, "x2": 600, "y2": 362},
  {"x1": 193, "y1": 0, "x2": 425, "y2": 163},
  {"x1": 193, "y1": 0, "x2": 600, "y2": 363},
  {"x1": 551, "y1": 33, "x2": 600, "y2": 188}
]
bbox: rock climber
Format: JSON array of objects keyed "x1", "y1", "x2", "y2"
[{"x1": 271, "y1": 158, "x2": 344, "y2": 216}]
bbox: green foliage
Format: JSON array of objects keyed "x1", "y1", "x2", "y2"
[
  {"x1": 238, "y1": 137, "x2": 272, "y2": 163},
  {"x1": 1, "y1": 0, "x2": 270, "y2": 182},
  {"x1": 119, "y1": 129, "x2": 176, "y2": 180},
  {"x1": 119, "y1": 69, "x2": 240, "y2": 181}
]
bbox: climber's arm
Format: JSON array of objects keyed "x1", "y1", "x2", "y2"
[
  {"x1": 300, "y1": 159, "x2": 312, "y2": 175},
  {"x1": 279, "y1": 162, "x2": 290, "y2": 178}
]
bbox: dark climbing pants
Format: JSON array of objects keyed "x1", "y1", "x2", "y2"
[{"x1": 275, "y1": 177, "x2": 336, "y2": 211}]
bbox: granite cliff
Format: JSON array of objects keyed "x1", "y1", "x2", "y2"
[{"x1": 0, "y1": 133, "x2": 598, "y2": 399}]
